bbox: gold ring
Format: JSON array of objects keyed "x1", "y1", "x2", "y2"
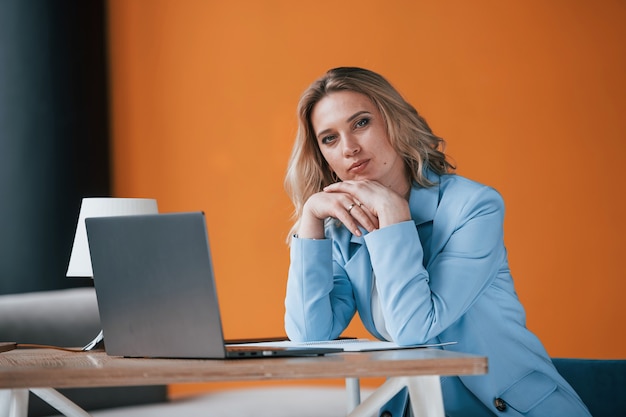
[{"x1": 347, "y1": 203, "x2": 355, "y2": 212}]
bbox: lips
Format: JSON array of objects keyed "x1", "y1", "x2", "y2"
[{"x1": 348, "y1": 159, "x2": 369, "y2": 173}]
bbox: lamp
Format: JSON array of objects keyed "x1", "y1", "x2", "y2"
[
  {"x1": 66, "y1": 197, "x2": 158, "y2": 349},
  {"x1": 67, "y1": 198, "x2": 158, "y2": 277}
]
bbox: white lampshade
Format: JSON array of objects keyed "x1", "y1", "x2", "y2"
[{"x1": 66, "y1": 198, "x2": 159, "y2": 277}]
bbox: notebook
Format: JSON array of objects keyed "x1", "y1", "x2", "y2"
[{"x1": 85, "y1": 211, "x2": 342, "y2": 359}]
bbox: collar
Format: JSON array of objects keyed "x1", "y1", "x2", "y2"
[{"x1": 408, "y1": 169, "x2": 440, "y2": 226}]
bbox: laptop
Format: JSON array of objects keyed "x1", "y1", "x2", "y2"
[{"x1": 85, "y1": 211, "x2": 342, "y2": 359}]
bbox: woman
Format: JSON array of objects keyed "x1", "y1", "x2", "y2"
[{"x1": 283, "y1": 67, "x2": 591, "y2": 416}]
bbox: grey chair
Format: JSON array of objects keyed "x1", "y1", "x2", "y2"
[{"x1": 0, "y1": 288, "x2": 167, "y2": 417}]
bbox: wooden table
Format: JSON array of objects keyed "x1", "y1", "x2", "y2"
[{"x1": 0, "y1": 347, "x2": 487, "y2": 417}]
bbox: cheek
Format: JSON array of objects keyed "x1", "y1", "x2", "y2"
[{"x1": 379, "y1": 141, "x2": 399, "y2": 159}]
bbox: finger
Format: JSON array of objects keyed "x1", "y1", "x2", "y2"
[
  {"x1": 338, "y1": 211, "x2": 363, "y2": 237},
  {"x1": 325, "y1": 181, "x2": 382, "y2": 209},
  {"x1": 348, "y1": 203, "x2": 379, "y2": 232},
  {"x1": 324, "y1": 181, "x2": 358, "y2": 193},
  {"x1": 332, "y1": 200, "x2": 372, "y2": 236}
]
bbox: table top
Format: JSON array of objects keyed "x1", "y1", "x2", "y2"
[{"x1": 0, "y1": 347, "x2": 487, "y2": 389}]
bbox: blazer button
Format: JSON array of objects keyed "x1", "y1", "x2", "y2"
[
  {"x1": 494, "y1": 398, "x2": 507, "y2": 411},
  {"x1": 380, "y1": 412, "x2": 393, "y2": 417}
]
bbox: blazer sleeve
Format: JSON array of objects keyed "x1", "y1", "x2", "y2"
[
  {"x1": 365, "y1": 185, "x2": 506, "y2": 345},
  {"x1": 284, "y1": 236, "x2": 356, "y2": 341}
]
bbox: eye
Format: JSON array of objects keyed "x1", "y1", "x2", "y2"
[
  {"x1": 320, "y1": 134, "x2": 337, "y2": 145},
  {"x1": 355, "y1": 117, "x2": 370, "y2": 128}
]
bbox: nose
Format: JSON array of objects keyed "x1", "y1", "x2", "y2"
[{"x1": 342, "y1": 134, "x2": 360, "y2": 157}]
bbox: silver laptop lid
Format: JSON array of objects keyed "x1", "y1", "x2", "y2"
[{"x1": 86, "y1": 212, "x2": 227, "y2": 358}]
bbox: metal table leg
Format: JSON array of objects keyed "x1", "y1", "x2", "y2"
[
  {"x1": 1, "y1": 389, "x2": 29, "y2": 417},
  {"x1": 346, "y1": 376, "x2": 444, "y2": 417},
  {"x1": 0, "y1": 388, "x2": 93, "y2": 417},
  {"x1": 346, "y1": 377, "x2": 362, "y2": 413},
  {"x1": 29, "y1": 388, "x2": 93, "y2": 417}
]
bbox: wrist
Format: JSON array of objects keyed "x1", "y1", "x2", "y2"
[
  {"x1": 377, "y1": 201, "x2": 411, "y2": 228},
  {"x1": 297, "y1": 214, "x2": 325, "y2": 239}
]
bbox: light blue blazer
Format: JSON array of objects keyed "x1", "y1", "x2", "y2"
[{"x1": 285, "y1": 170, "x2": 590, "y2": 416}]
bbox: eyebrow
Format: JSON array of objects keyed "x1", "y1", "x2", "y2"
[{"x1": 315, "y1": 110, "x2": 372, "y2": 140}]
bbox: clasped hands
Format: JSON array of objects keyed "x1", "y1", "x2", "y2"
[{"x1": 298, "y1": 180, "x2": 411, "y2": 238}]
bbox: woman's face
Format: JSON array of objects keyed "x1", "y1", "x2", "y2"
[{"x1": 310, "y1": 90, "x2": 408, "y2": 192}]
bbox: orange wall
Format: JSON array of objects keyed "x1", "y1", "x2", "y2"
[{"x1": 107, "y1": 0, "x2": 626, "y2": 395}]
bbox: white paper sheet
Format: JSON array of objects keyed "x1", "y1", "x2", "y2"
[{"x1": 229, "y1": 338, "x2": 457, "y2": 352}]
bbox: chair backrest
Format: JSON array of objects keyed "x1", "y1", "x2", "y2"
[{"x1": 552, "y1": 358, "x2": 626, "y2": 417}]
